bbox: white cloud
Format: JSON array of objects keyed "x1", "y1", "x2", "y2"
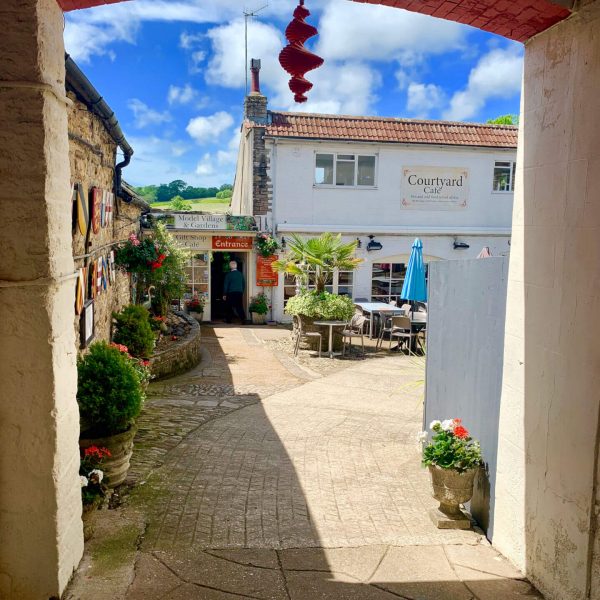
[
  {"x1": 196, "y1": 153, "x2": 215, "y2": 177},
  {"x1": 186, "y1": 111, "x2": 234, "y2": 144},
  {"x1": 190, "y1": 50, "x2": 208, "y2": 74},
  {"x1": 127, "y1": 99, "x2": 172, "y2": 128},
  {"x1": 317, "y1": 0, "x2": 466, "y2": 63},
  {"x1": 168, "y1": 84, "x2": 198, "y2": 105},
  {"x1": 406, "y1": 83, "x2": 446, "y2": 118},
  {"x1": 443, "y1": 45, "x2": 524, "y2": 121},
  {"x1": 64, "y1": 19, "x2": 136, "y2": 63},
  {"x1": 180, "y1": 31, "x2": 204, "y2": 50}
]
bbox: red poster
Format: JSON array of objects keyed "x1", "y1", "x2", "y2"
[
  {"x1": 212, "y1": 236, "x2": 254, "y2": 250},
  {"x1": 256, "y1": 255, "x2": 279, "y2": 287},
  {"x1": 91, "y1": 187, "x2": 102, "y2": 234}
]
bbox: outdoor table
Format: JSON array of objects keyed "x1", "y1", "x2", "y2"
[
  {"x1": 313, "y1": 320, "x2": 347, "y2": 358},
  {"x1": 354, "y1": 301, "x2": 404, "y2": 339}
]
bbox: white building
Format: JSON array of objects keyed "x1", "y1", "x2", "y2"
[{"x1": 232, "y1": 66, "x2": 518, "y2": 322}]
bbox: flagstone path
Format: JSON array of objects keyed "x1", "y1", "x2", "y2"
[{"x1": 66, "y1": 325, "x2": 543, "y2": 600}]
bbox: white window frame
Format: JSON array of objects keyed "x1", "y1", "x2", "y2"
[
  {"x1": 492, "y1": 160, "x2": 516, "y2": 193},
  {"x1": 283, "y1": 268, "x2": 354, "y2": 305},
  {"x1": 314, "y1": 152, "x2": 378, "y2": 189}
]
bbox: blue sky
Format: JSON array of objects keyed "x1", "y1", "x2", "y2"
[{"x1": 64, "y1": 0, "x2": 523, "y2": 189}]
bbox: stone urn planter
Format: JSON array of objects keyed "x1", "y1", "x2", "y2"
[
  {"x1": 251, "y1": 312, "x2": 267, "y2": 325},
  {"x1": 188, "y1": 311, "x2": 203, "y2": 323},
  {"x1": 428, "y1": 465, "x2": 476, "y2": 529},
  {"x1": 80, "y1": 426, "x2": 137, "y2": 489}
]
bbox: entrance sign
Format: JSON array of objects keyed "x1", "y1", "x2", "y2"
[
  {"x1": 173, "y1": 232, "x2": 211, "y2": 250},
  {"x1": 401, "y1": 166, "x2": 469, "y2": 210},
  {"x1": 174, "y1": 213, "x2": 227, "y2": 230},
  {"x1": 256, "y1": 255, "x2": 279, "y2": 287},
  {"x1": 212, "y1": 236, "x2": 254, "y2": 250}
]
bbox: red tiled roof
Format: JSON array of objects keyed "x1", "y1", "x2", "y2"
[{"x1": 260, "y1": 112, "x2": 518, "y2": 149}]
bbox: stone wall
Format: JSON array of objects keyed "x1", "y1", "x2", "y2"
[
  {"x1": 68, "y1": 93, "x2": 144, "y2": 346},
  {"x1": 150, "y1": 314, "x2": 202, "y2": 380}
]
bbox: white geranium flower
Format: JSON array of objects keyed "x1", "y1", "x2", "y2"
[
  {"x1": 88, "y1": 469, "x2": 104, "y2": 483},
  {"x1": 417, "y1": 430, "x2": 428, "y2": 443},
  {"x1": 429, "y1": 420, "x2": 441, "y2": 430},
  {"x1": 80, "y1": 476, "x2": 88, "y2": 488},
  {"x1": 441, "y1": 419, "x2": 454, "y2": 431}
]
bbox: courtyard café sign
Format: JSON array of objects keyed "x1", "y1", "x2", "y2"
[{"x1": 401, "y1": 166, "x2": 469, "y2": 210}]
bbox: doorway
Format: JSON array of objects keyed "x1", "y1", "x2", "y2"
[{"x1": 211, "y1": 251, "x2": 249, "y2": 322}]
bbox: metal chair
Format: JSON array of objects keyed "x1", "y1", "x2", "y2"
[
  {"x1": 386, "y1": 315, "x2": 419, "y2": 354},
  {"x1": 341, "y1": 313, "x2": 367, "y2": 357},
  {"x1": 292, "y1": 315, "x2": 322, "y2": 357}
]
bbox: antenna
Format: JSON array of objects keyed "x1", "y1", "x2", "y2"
[{"x1": 243, "y1": 3, "x2": 268, "y2": 95}]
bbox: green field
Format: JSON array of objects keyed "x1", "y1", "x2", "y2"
[{"x1": 150, "y1": 197, "x2": 231, "y2": 213}]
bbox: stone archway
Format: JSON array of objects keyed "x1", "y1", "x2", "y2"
[{"x1": 3, "y1": 1, "x2": 599, "y2": 599}]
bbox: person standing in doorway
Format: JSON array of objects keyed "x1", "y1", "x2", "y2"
[{"x1": 223, "y1": 260, "x2": 246, "y2": 324}]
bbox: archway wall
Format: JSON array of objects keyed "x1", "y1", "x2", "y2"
[
  {"x1": 0, "y1": 0, "x2": 83, "y2": 597},
  {"x1": 495, "y1": 3, "x2": 600, "y2": 599}
]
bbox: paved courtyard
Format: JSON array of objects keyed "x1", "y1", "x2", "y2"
[{"x1": 67, "y1": 326, "x2": 542, "y2": 600}]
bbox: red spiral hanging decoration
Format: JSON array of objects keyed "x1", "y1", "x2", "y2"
[{"x1": 279, "y1": 0, "x2": 324, "y2": 104}]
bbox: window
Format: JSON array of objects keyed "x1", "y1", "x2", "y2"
[
  {"x1": 283, "y1": 269, "x2": 354, "y2": 305},
  {"x1": 371, "y1": 262, "x2": 429, "y2": 304},
  {"x1": 315, "y1": 153, "x2": 377, "y2": 187},
  {"x1": 493, "y1": 161, "x2": 516, "y2": 192}
]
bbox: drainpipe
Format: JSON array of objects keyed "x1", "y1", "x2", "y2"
[{"x1": 65, "y1": 54, "x2": 134, "y2": 197}]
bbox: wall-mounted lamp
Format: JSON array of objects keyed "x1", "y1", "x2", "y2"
[
  {"x1": 367, "y1": 235, "x2": 383, "y2": 252},
  {"x1": 356, "y1": 237, "x2": 362, "y2": 249},
  {"x1": 453, "y1": 237, "x2": 470, "y2": 250},
  {"x1": 280, "y1": 236, "x2": 287, "y2": 251}
]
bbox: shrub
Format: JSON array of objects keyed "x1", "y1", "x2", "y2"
[
  {"x1": 113, "y1": 305, "x2": 156, "y2": 358},
  {"x1": 77, "y1": 341, "x2": 144, "y2": 436},
  {"x1": 249, "y1": 293, "x2": 270, "y2": 315},
  {"x1": 285, "y1": 291, "x2": 354, "y2": 321},
  {"x1": 421, "y1": 419, "x2": 483, "y2": 473}
]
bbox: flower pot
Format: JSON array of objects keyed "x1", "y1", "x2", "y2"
[
  {"x1": 189, "y1": 311, "x2": 203, "y2": 323},
  {"x1": 251, "y1": 312, "x2": 267, "y2": 325},
  {"x1": 80, "y1": 426, "x2": 137, "y2": 489},
  {"x1": 428, "y1": 465, "x2": 476, "y2": 529}
]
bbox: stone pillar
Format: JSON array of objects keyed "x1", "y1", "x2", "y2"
[
  {"x1": 495, "y1": 3, "x2": 600, "y2": 599},
  {"x1": 0, "y1": 0, "x2": 83, "y2": 598}
]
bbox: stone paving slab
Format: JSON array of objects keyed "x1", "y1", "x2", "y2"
[{"x1": 67, "y1": 325, "x2": 543, "y2": 600}]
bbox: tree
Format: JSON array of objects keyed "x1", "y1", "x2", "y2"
[
  {"x1": 272, "y1": 233, "x2": 363, "y2": 293},
  {"x1": 219, "y1": 183, "x2": 233, "y2": 191},
  {"x1": 167, "y1": 180, "x2": 187, "y2": 198},
  {"x1": 487, "y1": 114, "x2": 519, "y2": 126},
  {"x1": 216, "y1": 189, "x2": 233, "y2": 199},
  {"x1": 170, "y1": 195, "x2": 191, "y2": 211}
]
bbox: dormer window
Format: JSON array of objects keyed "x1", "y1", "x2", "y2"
[{"x1": 315, "y1": 153, "x2": 377, "y2": 187}]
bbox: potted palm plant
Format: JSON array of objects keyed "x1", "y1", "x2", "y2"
[
  {"x1": 420, "y1": 418, "x2": 483, "y2": 529},
  {"x1": 77, "y1": 341, "x2": 148, "y2": 488},
  {"x1": 273, "y1": 233, "x2": 363, "y2": 349}
]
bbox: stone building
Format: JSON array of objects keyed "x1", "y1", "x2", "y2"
[{"x1": 67, "y1": 55, "x2": 148, "y2": 346}]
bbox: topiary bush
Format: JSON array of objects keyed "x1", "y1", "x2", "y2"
[
  {"x1": 112, "y1": 305, "x2": 156, "y2": 358},
  {"x1": 285, "y1": 291, "x2": 355, "y2": 321},
  {"x1": 77, "y1": 341, "x2": 144, "y2": 436}
]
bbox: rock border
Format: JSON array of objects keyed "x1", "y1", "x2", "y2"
[{"x1": 149, "y1": 312, "x2": 202, "y2": 381}]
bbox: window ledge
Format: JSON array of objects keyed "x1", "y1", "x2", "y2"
[{"x1": 313, "y1": 185, "x2": 378, "y2": 190}]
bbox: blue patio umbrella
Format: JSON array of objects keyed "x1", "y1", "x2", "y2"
[{"x1": 401, "y1": 238, "x2": 427, "y2": 311}]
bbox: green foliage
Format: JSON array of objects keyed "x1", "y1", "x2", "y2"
[
  {"x1": 115, "y1": 233, "x2": 161, "y2": 274},
  {"x1": 112, "y1": 305, "x2": 156, "y2": 358},
  {"x1": 147, "y1": 222, "x2": 190, "y2": 316},
  {"x1": 255, "y1": 233, "x2": 279, "y2": 257},
  {"x1": 77, "y1": 342, "x2": 144, "y2": 436},
  {"x1": 487, "y1": 114, "x2": 519, "y2": 126},
  {"x1": 132, "y1": 185, "x2": 158, "y2": 203},
  {"x1": 170, "y1": 195, "x2": 192, "y2": 211},
  {"x1": 147, "y1": 180, "x2": 232, "y2": 202},
  {"x1": 273, "y1": 233, "x2": 363, "y2": 293},
  {"x1": 285, "y1": 291, "x2": 355, "y2": 321},
  {"x1": 215, "y1": 189, "x2": 233, "y2": 199},
  {"x1": 421, "y1": 420, "x2": 483, "y2": 473},
  {"x1": 249, "y1": 293, "x2": 270, "y2": 315}
]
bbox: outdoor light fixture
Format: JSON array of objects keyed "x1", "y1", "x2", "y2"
[
  {"x1": 281, "y1": 236, "x2": 287, "y2": 251},
  {"x1": 453, "y1": 238, "x2": 470, "y2": 250},
  {"x1": 367, "y1": 235, "x2": 382, "y2": 252},
  {"x1": 356, "y1": 237, "x2": 362, "y2": 249}
]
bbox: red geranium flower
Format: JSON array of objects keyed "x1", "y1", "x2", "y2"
[{"x1": 453, "y1": 425, "x2": 469, "y2": 439}]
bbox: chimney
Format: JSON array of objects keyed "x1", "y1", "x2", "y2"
[{"x1": 244, "y1": 58, "x2": 268, "y2": 123}]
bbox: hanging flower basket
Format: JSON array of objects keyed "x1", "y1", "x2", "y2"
[{"x1": 255, "y1": 233, "x2": 279, "y2": 257}]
